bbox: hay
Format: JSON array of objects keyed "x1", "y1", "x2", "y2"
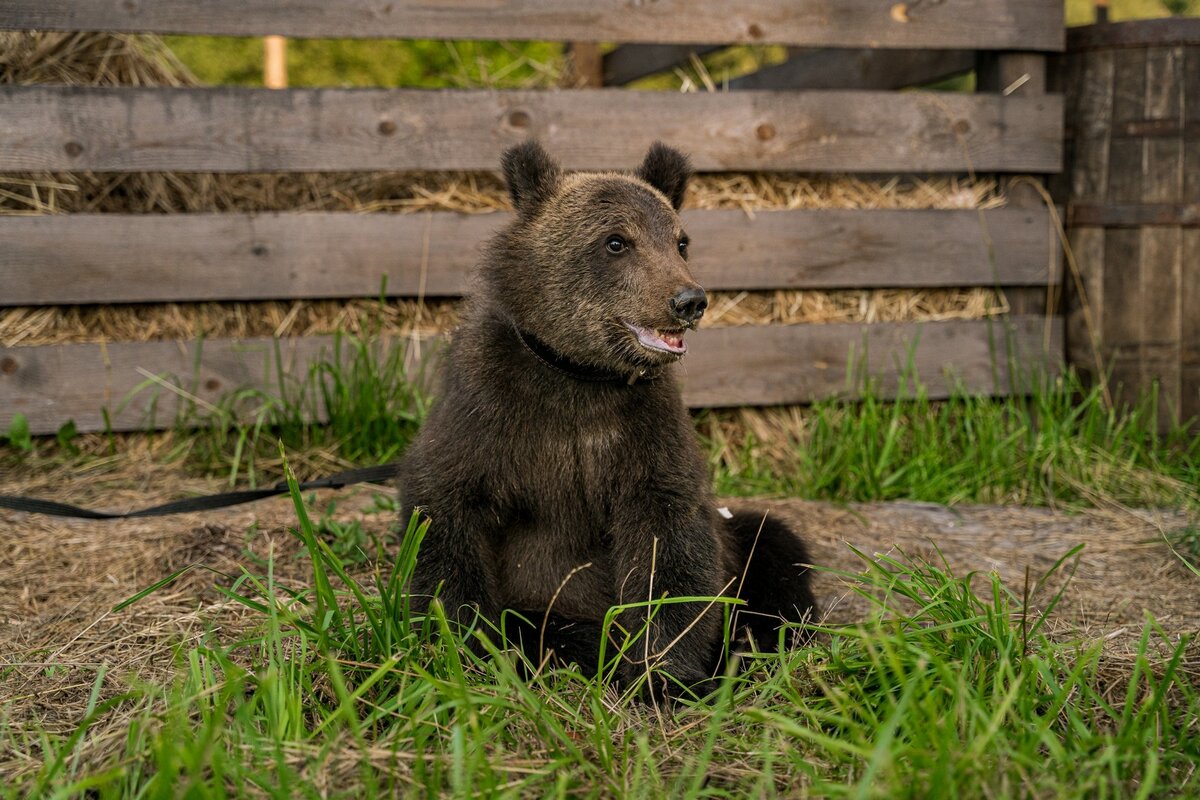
[
  {"x1": 0, "y1": 288, "x2": 1009, "y2": 347},
  {"x1": 0, "y1": 31, "x2": 198, "y2": 87},
  {"x1": 0, "y1": 299, "x2": 460, "y2": 347},
  {"x1": 0, "y1": 169, "x2": 1006, "y2": 216}
]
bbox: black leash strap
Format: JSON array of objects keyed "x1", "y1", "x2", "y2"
[{"x1": 0, "y1": 462, "x2": 400, "y2": 520}]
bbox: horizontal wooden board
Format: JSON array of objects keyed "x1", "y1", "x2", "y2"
[
  {"x1": 0, "y1": 317, "x2": 1062, "y2": 434},
  {"x1": 2, "y1": 1, "x2": 1065, "y2": 50},
  {"x1": 0, "y1": 208, "x2": 1061, "y2": 305},
  {"x1": 1067, "y1": 19, "x2": 1200, "y2": 51},
  {"x1": 682, "y1": 316, "x2": 1062, "y2": 408},
  {"x1": 728, "y1": 49, "x2": 975, "y2": 91},
  {"x1": 1070, "y1": 203, "x2": 1200, "y2": 227},
  {"x1": 0, "y1": 86, "x2": 1064, "y2": 174}
]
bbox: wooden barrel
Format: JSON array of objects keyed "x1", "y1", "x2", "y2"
[{"x1": 1052, "y1": 19, "x2": 1200, "y2": 428}]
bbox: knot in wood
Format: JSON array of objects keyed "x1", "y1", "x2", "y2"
[
  {"x1": 507, "y1": 110, "x2": 532, "y2": 129},
  {"x1": 0, "y1": 357, "x2": 17, "y2": 375}
]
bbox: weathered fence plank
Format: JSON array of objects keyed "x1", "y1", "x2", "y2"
[
  {"x1": 1, "y1": 1, "x2": 1066, "y2": 51},
  {"x1": 0, "y1": 208, "x2": 1060, "y2": 306},
  {"x1": 0, "y1": 86, "x2": 1064, "y2": 173},
  {"x1": 0, "y1": 317, "x2": 1062, "y2": 435},
  {"x1": 683, "y1": 316, "x2": 1061, "y2": 408},
  {"x1": 1067, "y1": 18, "x2": 1200, "y2": 50}
]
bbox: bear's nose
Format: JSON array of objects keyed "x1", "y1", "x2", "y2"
[{"x1": 670, "y1": 287, "x2": 708, "y2": 324}]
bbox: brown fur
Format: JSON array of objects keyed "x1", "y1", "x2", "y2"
[{"x1": 398, "y1": 141, "x2": 817, "y2": 692}]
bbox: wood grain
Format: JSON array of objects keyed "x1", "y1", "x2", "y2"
[
  {"x1": 1064, "y1": 226, "x2": 1105, "y2": 380},
  {"x1": 1185, "y1": 46, "x2": 1200, "y2": 426},
  {"x1": 0, "y1": 317, "x2": 1063, "y2": 435},
  {"x1": 2, "y1": 1, "x2": 1065, "y2": 50},
  {"x1": 1183, "y1": 229, "x2": 1200, "y2": 427},
  {"x1": 681, "y1": 316, "x2": 1062, "y2": 408},
  {"x1": 0, "y1": 86, "x2": 1064, "y2": 174},
  {"x1": 1101, "y1": 46, "x2": 1147, "y2": 410},
  {"x1": 0, "y1": 208, "x2": 1061, "y2": 306},
  {"x1": 1071, "y1": 49, "x2": 1115, "y2": 202},
  {"x1": 1057, "y1": 49, "x2": 1114, "y2": 388},
  {"x1": 1139, "y1": 46, "x2": 1186, "y2": 422}
]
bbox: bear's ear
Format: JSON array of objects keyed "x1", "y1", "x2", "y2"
[
  {"x1": 501, "y1": 140, "x2": 562, "y2": 217},
  {"x1": 636, "y1": 142, "x2": 692, "y2": 210}
]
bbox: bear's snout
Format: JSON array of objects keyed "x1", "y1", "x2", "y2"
[{"x1": 669, "y1": 286, "x2": 708, "y2": 326}]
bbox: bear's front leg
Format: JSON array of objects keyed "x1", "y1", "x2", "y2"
[
  {"x1": 610, "y1": 498, "x2": 724, "y2": 694},
  {"x1": 406, "y1": 498, "x2": 503, "y2": 641}
]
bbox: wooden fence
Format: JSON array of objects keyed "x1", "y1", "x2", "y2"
[{"x1": 0, "y1": 1, "x2": 1066, "y2": 436}]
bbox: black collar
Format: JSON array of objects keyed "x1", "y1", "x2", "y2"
[{"x1": 512, "y1": 325, "x2": 660, "y2": 385}]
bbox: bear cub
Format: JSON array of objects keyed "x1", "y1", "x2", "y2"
[{"x1": 398, "y1": 140, "x2": 817, "y2": 693}]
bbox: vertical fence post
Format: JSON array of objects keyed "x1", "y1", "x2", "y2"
[
  {"x1": 977, "y1": 52, "x2": 1056, "y2": 323},
  {"x1": 264, "y1": 35, "x2": 288, "y2": 89},
  {"x1": 565, "y1": 43, "x2": 604, "y2": 87}
]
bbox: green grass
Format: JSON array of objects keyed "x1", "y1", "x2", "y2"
[
  {"x1": 163, "y1": 36, "x2": 563, "y2": 88},
  {"x1": 143, "y1": 332, "x2": 431, "y2": 488},
  {"x1": 704, "y1": 370, "x2": 1200, "y2": 511},
  {"x1": 5, "y1": 459, "x2": 1197, "y2": 797},
  {"x1": 1067, "y1": 0, "x2": 1200, "y2": 24}
]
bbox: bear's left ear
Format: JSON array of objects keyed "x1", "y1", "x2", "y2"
[
  {"x1": 501, "y1": 140, "x2": 562, "y2": 218},
  {"x1": 636, "y1": 142, "x2": 692, "y2": 210}
]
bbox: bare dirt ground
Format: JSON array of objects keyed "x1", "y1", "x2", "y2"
[{"x1": 2, "y1": 460, "x2": 1197, "y2": 768}]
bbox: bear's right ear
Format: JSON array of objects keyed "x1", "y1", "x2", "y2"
[
  {"x1": 501, "y1": 140, "x2": 562, "y2": 217},
  {"x1": 636, "y1": 142, "x2": 692, "y2": 210}
]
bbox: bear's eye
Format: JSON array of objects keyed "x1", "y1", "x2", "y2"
[
  {"x1": 678, "y1": 236, "x2": 689, "y2": 258},
  {"x1": 605, "y1": 235, "x2": 628, "y2": 255}
]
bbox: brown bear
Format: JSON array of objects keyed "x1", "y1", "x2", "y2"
[{"x1": 398, "y1": 140, "x2": 817, "y2": 694}]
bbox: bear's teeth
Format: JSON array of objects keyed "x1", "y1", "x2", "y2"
[{"x1": 623, "y1": 321, "x2": 687, "y2": 354}]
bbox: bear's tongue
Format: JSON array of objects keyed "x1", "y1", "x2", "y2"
[{"x1": 624, "y1": 322, "x2": 687, "y2": 355}]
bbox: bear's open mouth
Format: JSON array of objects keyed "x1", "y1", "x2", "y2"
[{"x1": 622, "y1": 321, "x2": 687, "y2": 355}]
